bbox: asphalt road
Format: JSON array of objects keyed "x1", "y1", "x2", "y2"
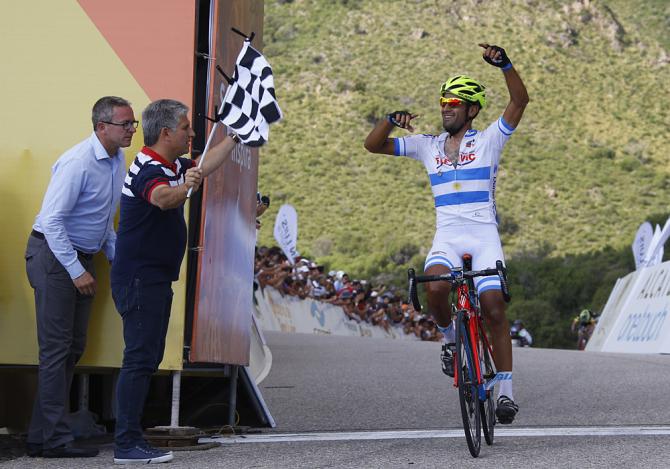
[{"x1": 5, "y1": 331, "x2": 670, "y2": 468}]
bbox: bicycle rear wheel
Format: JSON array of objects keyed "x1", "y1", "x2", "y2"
[
  {"x1": 455, "y1": 309, "x2": 481, "y2": 457},
  {"x1": 478, "y1": 332, "x2": 496, "y2": 445}
]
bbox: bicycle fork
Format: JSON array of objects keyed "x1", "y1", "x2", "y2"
[{"x1": 453, "y1": 311, "x2": 492, "y2": 403}]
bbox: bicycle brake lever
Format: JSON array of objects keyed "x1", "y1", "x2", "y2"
[
  {"x1": 407, "y1": 268, "x2": 422, "y2": 312},
  {"x1": 496, "y1": 260, "x2": 511, "y2": 303}
]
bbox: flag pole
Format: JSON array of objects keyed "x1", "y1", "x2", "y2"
[
  {"x1": 187, "y1": 120, "x2": 221, "y2": 199},
  {"x1": 187, "y1": 62, "x2": 235, "y2": 199}
]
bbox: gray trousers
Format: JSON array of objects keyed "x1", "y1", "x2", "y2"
[{"x1": 24, "y1": 234, "x2": 95, "y2": 449}]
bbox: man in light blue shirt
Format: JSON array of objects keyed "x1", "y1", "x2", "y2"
[{"x1": 25, "y1": 96, "x2": 136, "y2": 458}]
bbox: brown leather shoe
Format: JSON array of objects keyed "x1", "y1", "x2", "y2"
[{"x1": 42, "y1": 443, "x2": 99, "y2": 458}]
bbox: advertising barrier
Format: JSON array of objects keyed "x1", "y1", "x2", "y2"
[
  {"x1": 254, "y1": 287, "x2": 418, "y2": 341},
  {"x1": 586, "y1": 274, "x2": 634, "y2": 351},
  {"x1": 589, "y1": 261, "x2": 670, "y2": 354}
]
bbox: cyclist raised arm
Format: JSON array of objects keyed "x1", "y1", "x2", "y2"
[
  {"x1": 364, "y1": 43, "x2": 528, "y2": 424},
  {"x1": 364, "y1": 111, "x2": 419, "y2": 155},
  {"x1": 479, "y1": 43, "x2": 529, "y2": 129}
]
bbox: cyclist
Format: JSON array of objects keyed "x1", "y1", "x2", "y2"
[
  {"x1": 364, "y1": 43, "x2": 528, "y2": 424},
  {"x1": 571, "y1": 309, "x2": 597, "y2": 350},
  {"x1": 510, "y1": 319, "x2": 533, "y2": 347}
]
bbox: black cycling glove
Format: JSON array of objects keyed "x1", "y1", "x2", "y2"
[
  {"x1": 483, "y1": 45, "x2": 512, "y2": 70},
  {"x1": 387, "y1": 110, "x2": 412, "y2": 128}
]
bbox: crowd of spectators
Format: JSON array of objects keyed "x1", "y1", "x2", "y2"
[{"x1": 254, "y1": 246, "x2": 443, "y2": 341}]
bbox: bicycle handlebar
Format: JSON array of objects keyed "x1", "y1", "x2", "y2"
[{"x1": 407, "y1": 260, "x2": 511, "y2": 312}]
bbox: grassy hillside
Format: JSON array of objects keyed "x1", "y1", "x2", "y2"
[{"x1": 258, "y1": 0, "x2": 670, "y2": 282}]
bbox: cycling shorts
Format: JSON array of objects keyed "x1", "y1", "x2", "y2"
[{"x1": 424, "y1": 223, "x2": 505, "y2": 295}]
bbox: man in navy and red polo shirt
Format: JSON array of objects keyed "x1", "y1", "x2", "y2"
[{"x1": 110, "y1": 99, "x2": 239, "y2": 465}]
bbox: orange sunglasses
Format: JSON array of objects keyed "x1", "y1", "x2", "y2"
[{"x1": 439, "y1": 96, "x2": 466, "y2": 107}]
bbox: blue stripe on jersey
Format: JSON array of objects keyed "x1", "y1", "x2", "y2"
[
  {"x1": 393, "y1": 138, "x2": 403, "y2": 156},
  {"x1": 498, "y1": 116, "x2": 515, "y2": 136},
  {"x1": 429, "y1": 166, "x2": 491, "y2": 186},
  {"x1": 435, "y1": 191, "x2": 489, "y2": 206}
]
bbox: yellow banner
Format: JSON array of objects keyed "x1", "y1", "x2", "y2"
[{"x1": 0, "y1": 1, "x2": 196, "y2": 370}]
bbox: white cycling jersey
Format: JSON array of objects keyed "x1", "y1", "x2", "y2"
[
  {"x1": 392, "y1": 115, "x2": 516, "y2": 293},
  {"x1": 392, "y1": 115, "x2": 515, "y2": 228}
]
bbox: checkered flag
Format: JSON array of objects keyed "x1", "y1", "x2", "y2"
[{"x1": 218, "y1": 39, "x2": 282, "y2": 147}]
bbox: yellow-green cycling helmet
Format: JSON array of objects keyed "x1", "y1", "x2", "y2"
[
  {"x1": 440, "y1": 75, "x2": 487, "y2": 108},
  {"x1": 579, "y1": 309, "x2": 592, "y2": 322}
]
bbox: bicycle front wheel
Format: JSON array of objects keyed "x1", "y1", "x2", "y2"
[
  {"x1": 479, "y1": 335, "x2": 496, "y2": 445},
  {"x1": 455, "y1": 309, "x2": 481, "y2": 457}
]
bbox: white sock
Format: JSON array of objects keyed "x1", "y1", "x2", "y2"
[
  {"x1": 437, "y1": 321, "x2": 455, "y2": 343},
  {"x1": 497, "y1": 372, "x2": 513, "y2": 401}
]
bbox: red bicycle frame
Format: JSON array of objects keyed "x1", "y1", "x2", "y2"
[{"x1": 453, "y1": 282, "x2": 494, "y2": 391}]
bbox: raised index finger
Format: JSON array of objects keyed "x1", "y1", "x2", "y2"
[{"x1": 478, "y1": 43, "x2": 490, "y2": 49}]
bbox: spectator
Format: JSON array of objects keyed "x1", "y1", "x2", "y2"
[
  {"x1": 252, "y1": 245, "x2": 444, "y2": 341},
  {"x1": 25, "y1": 96, "x2": 136, "y2": 459},
  {"x1": 334, "y1": 271, "x2": 349, "y2": 292}
]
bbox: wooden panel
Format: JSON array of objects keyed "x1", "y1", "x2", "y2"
[{"x1": 189, "y1": 0, "x2": 264, "y2": 365}]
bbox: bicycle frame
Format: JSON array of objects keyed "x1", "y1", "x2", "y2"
[
  {"x1": 452, "y1": 277, "x2": 495, "y2": 403},
  {"x1": 407, "y1": 259, "x2": 509, "y2": 400}
]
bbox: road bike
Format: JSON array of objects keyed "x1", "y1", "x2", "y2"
[{"x1": 407, "y1": 255, "x2": 510, "y2": 457}]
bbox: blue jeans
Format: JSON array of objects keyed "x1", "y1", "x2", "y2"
[{"x1": 112, "y1": 278, "x2": 173, "y2": 449}]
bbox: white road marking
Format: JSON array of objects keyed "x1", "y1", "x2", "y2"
[{"x1": 201, "y1": 426, "x2": 670, "y2": 444}]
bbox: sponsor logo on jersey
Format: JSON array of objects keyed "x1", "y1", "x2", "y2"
[
  {"x1": 434, "y1": 152, "x2": 477, "y2": 170},
  {"x1": 435, "y1": 156, "x2": 451, "y2": 168},
  {"x1": 458, "y1": 152, "x2": 476, "y2": 166}
]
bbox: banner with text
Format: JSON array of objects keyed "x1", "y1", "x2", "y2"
[
  {"x1": 632, "y1": 222, "x2": 652, "y2": 270},
  {"x1": 273, "y1": 204, "x2": 299, "y2": 264},
  {"x1": 591, "y1": 261, "x2": 670, "y2": 353}
]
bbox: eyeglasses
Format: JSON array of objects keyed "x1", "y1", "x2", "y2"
[
  {"x1": 439, "y1": 97, "x2": 466, "y2": 107},
  {"x1": 102, "y1": 120, "x2": 139, "y2": 130}
]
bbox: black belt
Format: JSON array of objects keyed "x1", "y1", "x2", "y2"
[{"x1": 31, "y1": 230, "x2": 94, "y2": 260}]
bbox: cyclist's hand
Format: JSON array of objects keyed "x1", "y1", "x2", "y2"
[
  {"x1": 478, "y1": 43, "x2": 511, "y2": 69},
  {"x1": 387, "y1": 110, "x2": 419, "y2": 132}
]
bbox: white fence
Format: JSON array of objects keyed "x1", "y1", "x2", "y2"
[
  {"x1": 588, "y1": 261, "x2": 670, "y2": 353},
  {"x1": 253, "y1": 287, "x2": 417, "y2": 340}
]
